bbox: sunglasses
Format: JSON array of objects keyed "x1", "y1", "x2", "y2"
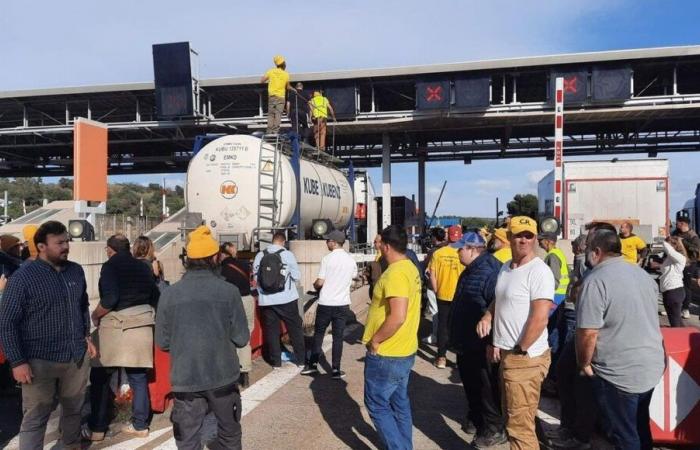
[{"x1": 514, "y1": 232, "x2": 536, "y2": 240}]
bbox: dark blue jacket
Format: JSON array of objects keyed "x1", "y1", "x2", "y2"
[{"x1": 449, "y1": 252, "x2": 501, "y2": 354}]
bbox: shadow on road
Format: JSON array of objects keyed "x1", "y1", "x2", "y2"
[{"x1": 309, "y1": 325, "x2": 383, "y2": 450}]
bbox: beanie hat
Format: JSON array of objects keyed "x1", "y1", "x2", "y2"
[
  {"x1": 186, "y1": 225, "x2": 219, "y2": 259},
  {"x1": 23, "y1": 225, "x2": 38, "y2": 258},
  {"x1": 0, "y1": 234, "x2": 20, "y2": 253}
]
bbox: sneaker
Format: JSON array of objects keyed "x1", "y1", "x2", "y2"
[
  {"x1": 121, "y1": 423, "x2": 149, "y2": 437},
  {"x1": 683, "y1": 309, "x2": 691, "y2": 319},
  {"x1": 472, "y1": 431, "x2": 508, "y2": 448},
  {"x1": 331, "y1": 369, "x2": 346, "y2": 379},
  {"x1": 551, "y1": 436, "x2": 592, "y2": 449},
  {"x1": 80, "y1": 424, "x2": 105, "y2": 442},
  {"x1": 435, "y1": 356, "x2": 447, "y2": 369},
  {"x1": 660, "y1": 310, "x2": 668, "y2": 316},
  {"x1": 300, "y1": 364, "x2": 319, "y2": 376}
]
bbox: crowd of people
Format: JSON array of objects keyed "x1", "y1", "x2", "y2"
[{"x1": 0, "y1": 212, "x2": 699, "y2": 449}]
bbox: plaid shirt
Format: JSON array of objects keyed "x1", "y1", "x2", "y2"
[{"x1": 0, "y1": 258, "x2": 89, "y2": 367}]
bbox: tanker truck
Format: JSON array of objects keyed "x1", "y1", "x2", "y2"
[{"x1": 185, "y1": 134, "x2": 355, "y2": 249}]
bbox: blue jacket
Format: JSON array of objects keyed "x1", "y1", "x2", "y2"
[
  {"x1": 253, "y1": 244, "x2": 301, "y2": 306},
  {"x1": 449, "y1": 252, "x2": 501, "y2": 354}
]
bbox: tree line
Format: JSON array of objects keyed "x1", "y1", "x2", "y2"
[{"x1": 0, "y1": 178, "x2": 185, "y2": 220}]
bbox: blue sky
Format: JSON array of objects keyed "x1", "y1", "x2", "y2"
[{"x1": 3, "y1": 0, "x2": 700, "y2": 216}]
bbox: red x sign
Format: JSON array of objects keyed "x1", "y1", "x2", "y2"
[
  {"x1": 563, "y1": 77, "x2": 578, "y2": 93},
  {"x1": 426, "y1": 85, "x2": 443, "y2": 102}
]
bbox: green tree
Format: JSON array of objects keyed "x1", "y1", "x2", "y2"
[{"x1": 507, "y1": 194, "x2": 538, "y2": 219}]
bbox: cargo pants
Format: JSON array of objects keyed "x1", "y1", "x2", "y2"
[{"x1": 500, "y1": 349, "x2": 550, "y2": 450}]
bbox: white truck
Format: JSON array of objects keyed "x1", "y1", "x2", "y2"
[{"x1": 538, "y1": 159, "x2": 670, "y2": 242}]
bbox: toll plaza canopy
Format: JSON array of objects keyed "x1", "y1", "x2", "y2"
[{"x1": 3, "y1": 45, "x2": 700, "y2": 176}]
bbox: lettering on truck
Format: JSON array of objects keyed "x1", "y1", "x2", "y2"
[{"x1": 302, "y1": 177, "x2": 341, "y2": 199}]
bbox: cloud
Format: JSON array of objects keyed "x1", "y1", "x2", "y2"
[
  {"x1": 474, "y1": 179, "x2": 510, "y2": 195},
  {"x1": 526, "y1": 170, "x2": 551, "y2": 189}
]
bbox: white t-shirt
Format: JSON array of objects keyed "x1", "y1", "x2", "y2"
[
  {"x1": 493, "y1": 257, "x2": 555, "y2": 357},
  {"x1": 317, "y1": 249, "x2": 358, "y2": 306}
]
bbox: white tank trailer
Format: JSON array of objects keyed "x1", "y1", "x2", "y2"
[{"x1": 186, "y1": 135, "x2": 354, "y2": 248}]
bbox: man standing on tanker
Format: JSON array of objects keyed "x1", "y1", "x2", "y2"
[{"x1": 261, "y1": 55, "x2": 296, "y2": 135}]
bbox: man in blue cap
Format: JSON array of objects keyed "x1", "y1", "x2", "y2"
[{"x1": 449, "y1": 231, "x2": 506, "y2": 447}]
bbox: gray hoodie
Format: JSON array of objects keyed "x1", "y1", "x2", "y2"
[{"x1": 155, "y1": 269, "x2": 249, "y2": 392}]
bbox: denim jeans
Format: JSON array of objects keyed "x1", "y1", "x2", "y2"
[
  {"x1": 364, "y1": 352, "x2": 415, "y2": 450},
  {"x1": 89, "y1": 367, "x2": 150, "y2": 432},
  {"x1": 309, "y1": 304, "x2": 349, "y2": 369},
  {"x1": 591, "y1": 376, "x2": 654, "y2": 450}
]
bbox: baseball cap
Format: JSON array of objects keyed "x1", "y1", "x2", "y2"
[
  {"x1": 323, "y1": 229, "x2": 346, "y2": 245},
  {"x1": 509, "y1": 216, "x2": 538, "y2": 236},
  {"x1": 447, "y1": 225, "x2": 463, "y2": 243},
  {"x1": 493, "y1": 228, "x2": 508, "y2": 243},
  {"x1": 451, "y1": 231, "x2": 486, "y2": 249}
]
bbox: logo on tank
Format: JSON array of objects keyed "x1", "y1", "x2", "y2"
[{"x1": 220, "y1": 180, "x2": 239, "y2": 199}]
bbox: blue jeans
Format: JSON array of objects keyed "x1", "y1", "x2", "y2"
[
  {"x1": 591, "y1": 376, "x2": 653, "y2": 450},
  {"x1": 364, "y1": 352, "x2": 415, "y2": 450},
  {"x1": 89, "y1": 367, "x2": 150, "y2": 432}
]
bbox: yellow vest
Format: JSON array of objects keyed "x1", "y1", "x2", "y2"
[
  {"x1": 548, "y1": 247, "x2": 570, "y2": 295},
  {"x1": 311, "y1": 95, "x2": 329, "y2": 119}
]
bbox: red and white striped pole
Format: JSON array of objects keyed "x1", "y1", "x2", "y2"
[{"x1": 553, "y1": 77, "x2": 564, "y2": 236}]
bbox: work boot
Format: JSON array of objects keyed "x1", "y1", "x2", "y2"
[
  {"x1": 472, "y1": 431, "x2": 508, "y2": 448},
  {"x1": 461, "y1": 420, "x2": 478, "y2": 435}
]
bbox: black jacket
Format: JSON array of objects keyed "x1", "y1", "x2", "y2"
[
  {"x1": 99, "y1": 251, "x2": 160, "y2": 311},
  {"x1": 449, "y1": 252, "x2": 502, "y2": 354}
]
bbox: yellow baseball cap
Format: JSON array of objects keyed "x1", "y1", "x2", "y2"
[
  {"x1": 273, "y1": 55, "x2": 285, "y2": 66},
  {"x1": 493, "y1": 227, "x2": 508, "y2": 243},
  {"x1": 509, "y1": 216, "x2": 538, "y2": 236},
  {"x1": 186, "y1": 225, "x2": 219, "y2": 259}
]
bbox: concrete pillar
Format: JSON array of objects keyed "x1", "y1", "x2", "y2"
[
  {"x1": 418, "y1": 155, "x2": 426, "y2": 235},
  {"x1": 382, "y1": 133, "x2": 392, "y2": 229}
]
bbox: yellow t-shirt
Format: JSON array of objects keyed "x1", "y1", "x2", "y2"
[
  {"x1": 620, "y1": 235, "x2": 647, "y2": 264},
  {"x1": 428, "y1": 245, "x2": 464, "y2": 301},
  {"x1": 362, "y1": 259, "x2": 421, "y2": 357},
  {"x1": 493, "y1": 247, "x2": 512, "y2": 264},
  {"x1": 265, "y1": 68, "x2": 289, "y2": 98}
]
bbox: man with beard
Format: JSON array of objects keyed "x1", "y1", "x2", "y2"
[{"x1": 0, "y1": 220, "x2": 96, "y2": 449}]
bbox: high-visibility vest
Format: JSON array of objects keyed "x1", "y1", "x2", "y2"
[
  {"x1": 548, "y1": 247, "x2": 570, "y2": 295},
  {"x1": 311, "y1": 95, "x2": 329, "y2": 119}
]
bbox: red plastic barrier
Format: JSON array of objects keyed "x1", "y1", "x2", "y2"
[
  {"x1": 650, "y1": 327, "x2": 700, "y2": 445},
  {"x1": 148, "y1": 346, "x2": 172, "y2": 413}
]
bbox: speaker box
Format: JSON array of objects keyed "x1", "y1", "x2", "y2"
[{"x1": 153, "y1": 42, "x2": 194, "y2": 118}]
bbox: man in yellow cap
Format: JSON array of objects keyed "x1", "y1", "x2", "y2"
[
  {"x1": 476, "y1": 216, "x2": 555, "y2": 449},
  {"x1": 261, "y1": 55, "x2": 295, "y2": 135},
  {"x1": 489, "y1": 227, "x2": 512, "y2": 263},
  {"x1": 309, "y1": 90, "x2": 336, "y2": 151},
  {"x1": 156, "y1": 225, "x2": 249, "y2": 450}
]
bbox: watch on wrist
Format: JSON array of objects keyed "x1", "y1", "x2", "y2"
[{"x1": 513, "y1": 344, "x2": 527, "y2": 355}]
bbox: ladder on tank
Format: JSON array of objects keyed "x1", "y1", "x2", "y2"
[{"x1": 254, "y1": 134, "x2": 285, "y2": 247}]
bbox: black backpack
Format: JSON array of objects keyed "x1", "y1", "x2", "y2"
[{"x1": 257, "y1": 249, "x2": 287, "y2": 293}]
